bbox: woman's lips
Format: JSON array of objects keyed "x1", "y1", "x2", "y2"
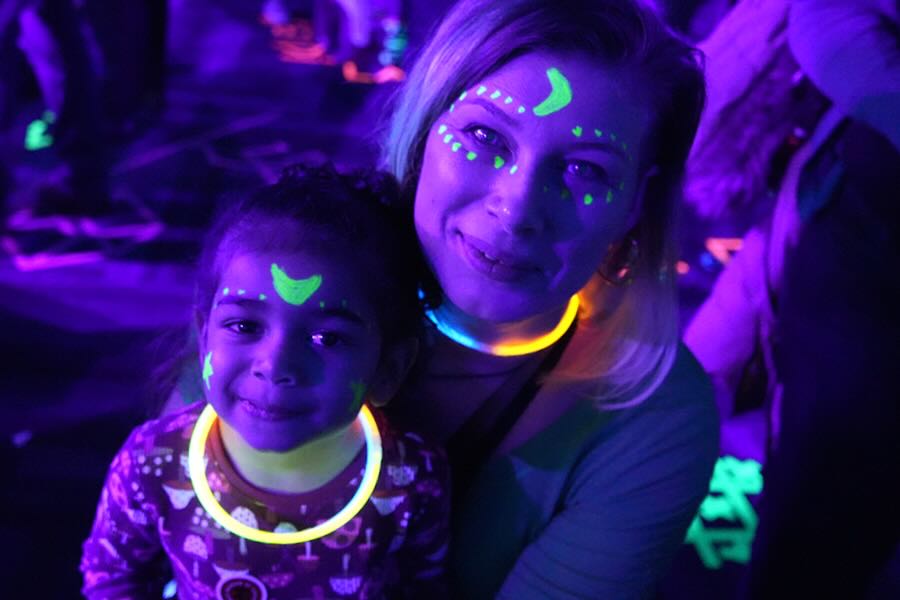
[{"x1": 459, "y1": 233, "x2": 541, "y2": 283}]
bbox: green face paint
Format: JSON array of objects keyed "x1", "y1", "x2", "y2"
[
  {"x1": 606, "y1": 189, "x2": 613, "y2": 204},
  {"x1": 594, "y1": 129, "x2": 603, "y2": 137},
  {"x1": 490, "y1": 90, "x2": 501, "y2": 100},
  {"x1": 533, "y1": 67, "x2": 572, "y2": 117},
  {"x1": 504, "y1": 96, "x2": 513, "y2": 104},
  {"x1": 510, "y1": 165, "x2": 518, "y2": 175},
  {"x1": 202, "y1": 352, "x2": 214, "y2": 390},
  {"x1": 476, "y1": 85, "x2": 487, "y2": 95},
  {"x1": 270, "y1": 264, "x2": 322, "y2": 306},
  {"x1": 237, "y1": 289, "x2": 246, "y2": 296},
  {"x1": 451, "y1": 142, "x2": 462, "y2": 152},
  {"x1": 494, "y1": 156, "x2": 505, "y2": 169},
  {"x1": 449, "y1": 103, "x2": 455, "y2": 112},
  {"x1": 443, "y1": 133, "x2": 454, "y2": 144},
  {"x1": 458, "y1": 91, "x2": 467, "y2": 101},
  {"x1": 223, "y1": 288, "x2": 230, "y2": 296},
  {"x1": 584, "y1": 193, "x2": 594, "y2": 205},
  {"x1": 350, "y1": 380, "x2": 367, "y2": 406},
  {"x1": 259, "y1": 294, "x2": 267, "y2": 301},
  {"x1": 466, "y1": 151, "x2": 477, "y2": 161},
  {"x1": 438, "y1": 124, "x2": 447, "y2": 134},
  {"x1": 572, "y1": 126, "x2": 583, "y2": 138}
]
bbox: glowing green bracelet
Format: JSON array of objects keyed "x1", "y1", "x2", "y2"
[{"x1": 188, "y1": 404, "x2": 382, "y2": 544}]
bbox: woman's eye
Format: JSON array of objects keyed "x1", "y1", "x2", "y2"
[
  {"x1": 468, "y1": 125, "x2": 504, "y2": 149},
  {"x1": 310, "y1": 332, "x2": 342, "y2": 347},
  {"x1": 566, "y1": 160, "x2": 608, "y2": 182},
  {"x1": 226, "y1": 320, "x2": 261, "y2": 335}
]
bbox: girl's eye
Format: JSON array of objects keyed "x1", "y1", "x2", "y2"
[
  {"x1": 566, "y1": 160, "x2": 609, "y2": 183},
  {"x1": 310, "y1": 332, "x2": 342, "y2": 347},
  {"x1": 227, "y1": 320, "x2": 261, "y2": 335},
  {"x1": 467, "y1": 125, "x2": 505, "y2": 149}
]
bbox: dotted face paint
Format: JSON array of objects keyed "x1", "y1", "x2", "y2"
[
  {"x1": 258, "y1": 294, "x2": 267, "y2": 301},
  {"x1": 202, "y1": 352, "x2": 214, "y2": 390},
  {"x1": 270, "y1": 264, "x2": 322, "y2": 306},
  {"x1": 532, "y1": 67, "x2": 572, "y2": 117},
  {"x1": 572, "y1": 126, "x2": 583, "y2": 138},
  {"x1": 223, "y1": 288, "x2": 230, "y2": 296}
]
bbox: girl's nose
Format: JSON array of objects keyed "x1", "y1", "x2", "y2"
[
  {"x1": 252, "y1": 338, "x2": 302, "y2": 387},
  {"x1": 484, "y1": 169, "x2": 548, "y2": 237}
]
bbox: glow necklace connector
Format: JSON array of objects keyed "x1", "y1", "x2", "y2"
[
  {"x1": 424, "y1": 294, "x2": 579, "y2": 356},
  {"x1": 188, "y1": 404, "x2": 382, "y2": 545}
]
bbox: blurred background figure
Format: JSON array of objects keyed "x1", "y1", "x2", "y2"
[{"x1": 684, "y1": 0, "x2": 899, "y2": 596}]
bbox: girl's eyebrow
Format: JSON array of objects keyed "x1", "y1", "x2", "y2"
[
  {"x1": 460, "y1": 98, "x2": 521, "y2": 128},
  {"x1": 215, "y1": 297, "x2": 264, "y2": 308},
  {"x1": 318, "y1": 307, "x2": 367, "y2": 327}
]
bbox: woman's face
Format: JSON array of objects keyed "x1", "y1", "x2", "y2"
[{"x1": 415, "y1": 50, "x2": 653, "y2": 322}]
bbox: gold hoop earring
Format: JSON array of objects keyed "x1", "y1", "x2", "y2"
[{"x1": 598, "y1": 236, "x2": 639, "y2": 286}]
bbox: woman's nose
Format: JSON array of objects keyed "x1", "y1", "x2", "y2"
[
  {"x1": 485, "y1": 169, "x2": 548, "y2": 236},
  {"x1": 251, "y1": 337, "x2": 303, "y2": 386}
]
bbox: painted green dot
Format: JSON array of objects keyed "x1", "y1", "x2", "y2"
[
  {"x1": 259, "y1": 294, "x2": 267, "y2": 300},
  {"x1": 584, "y1": 193, "x2": 594, "y2": 205},
  {"x1": 494, "y1": 156, "x2": 505, "y2": 169},
  {"x1": 438, "y1": 124, "x2": 447, "y2": 134},
  {"x1": 459, "y1": 91, "x2": 468, "y2": 101},
  {"x1": 449, "y1": 103, "x2": 455, "y2": 112},
  {"x1": 606, "y1": 189, "x2": 614, "y2": 204},
  {"x1": 222, "y1": 287, "x2": 230, "y2": 295},
  {"x1": 490, "y1": 90, "x2": 502, "y2": 100},
  {"x1": 443, "y1": 133, "x2": 453, "y2": 144},
  {"x1": 510, "y1": 165, "x2": 518, "y2": 175},
  {"x1": 319, "y1": 301, "x2": 325, "y2": 309},
  {"x1": 452, "y1": 142, "x2": 461, "y2": 152},
  {"x1": 572, "y1": 126, "x2": 583, "y2": 137},
  {"x1": 594, "y1": 129, "x2": 603, "y2": 137},
  {"x1": 504, "y1": 96, "x2": 513, "y2": 104},
  {"x1": 476, "y1": 85, "x2": 487, "y2": 95},
  {"x1": 237, "y1": 289, "x2": 246, "y2": 296},
  {"x1": 518, "y1": 106, "x2": 526, "y2": 114},
  {"x1": 466, "y1": 151, "x2": 477, "y2": 160}
]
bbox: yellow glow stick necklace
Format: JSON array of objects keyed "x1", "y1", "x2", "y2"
[
  {"x1": 424, "y1": 294, "x2": 580, "y2": 356},
  {"x1": 188, "y1": 403, "x2": 382, "y2": 545}
]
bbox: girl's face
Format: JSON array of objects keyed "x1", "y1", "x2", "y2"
[
  {"x1": 415, "y1": 50, "x2": 653, "y2": 322},
  {"x1": 200, "y1": 248, "x2": 385, "y2": 452}
]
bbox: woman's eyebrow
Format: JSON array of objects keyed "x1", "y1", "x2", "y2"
[
  {"x1": 461, "y1": 98, "x2": 521, "y2": 128},
  {"x1": 570, "y1": 139, "x2": 630, "y2": 161}
]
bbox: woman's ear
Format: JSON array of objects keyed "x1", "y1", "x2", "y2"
[{"x1": 368, "y1": 337, "x2": 420, "y2": 407}]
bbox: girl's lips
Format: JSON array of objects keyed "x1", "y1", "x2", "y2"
[
  {"x1": 238, "y1": 397, "x2": 307, "y2": 421},
  {"x1": 459, "y1": 233, "x2": 542, "y2": 283}
]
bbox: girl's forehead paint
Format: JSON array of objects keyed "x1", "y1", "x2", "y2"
[
  {"x1": 202, "y1": 352, "x2": 214, "y2": 390},
  {"x1": 533, "y1": 67, "x2": 572, "y2": 117},
  {"x1": 270, "y1": 263, "x2": 322, "y2": 306}
]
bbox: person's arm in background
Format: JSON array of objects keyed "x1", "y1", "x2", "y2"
[
  {"x1": 684, "y1": 227, "x2": 769, "y2": 418},
  {"x1": 497, "y1": 347, "x2": 719, "y2": 599},
  {"x1": 80, "y1": 428, "x2": 168, "y2": 600}
]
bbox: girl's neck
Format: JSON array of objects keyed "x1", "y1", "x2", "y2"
[{"x1": 219, "y1": 419, "x2": 365, "y2": 495}]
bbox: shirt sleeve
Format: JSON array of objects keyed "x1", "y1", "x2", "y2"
[
  {"x1": 497, "y1": 351, "x2": 719, "y2": 599},
  {"x1": 80, "y1": 428, "x2": 168, "y2": 600},
  {"x1": 390, "y1": 437, "x2": 452, "y2": 599}
]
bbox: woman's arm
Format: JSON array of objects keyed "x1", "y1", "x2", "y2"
[{"x1": 497, "y1": 351, "x2": 719, "y2": 598}]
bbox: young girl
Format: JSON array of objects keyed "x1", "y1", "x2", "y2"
[{"x1": 80, "y1": 164, "x2": 450, "y2": 599}]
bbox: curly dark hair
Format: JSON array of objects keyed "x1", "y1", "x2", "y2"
[{"x1": 195, "y1": 162, "x2": 424, "y2": 343}]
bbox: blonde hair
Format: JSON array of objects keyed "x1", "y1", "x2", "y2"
[{"x1": 381, "y1": 0, "x2": 705, "y2": 408}]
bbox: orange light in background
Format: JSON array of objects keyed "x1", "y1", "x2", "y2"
[
  {"x1": 676, "y1": 260, "x2": 690, "y2": 275},
  {"x1": 705, "y1": 238, "x2": 744, "y2": 265}
]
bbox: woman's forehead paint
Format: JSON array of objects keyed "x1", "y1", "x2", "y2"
[
  {"x1": 584, "y1": 193, "x2": 594, "y2": 205},
  {"x1": 494, "y1": 156, "x2": 505, "y2": 169},
  {"x1": 237, "y1": 289, "x2": 246, "y2": 296},
  {"x1": 202, "y1": 352, "x2": 214, "y2": 390},
  {"x1": 572, "y1": 126, "x2": 583, "y2": 137},
  {"x1": 466, "y1": 151, "x2": 477, "y2": 160},
  {"x1": 259, "y1": 294, "x2": 267, "y2": 301},
  {"x1": 438, "y1": 124, "x2": 447, "y2": 134},
  {"x1": 532, "y1": 67, "x2": 572, "y2": 117},
  {"x1": 270, "y1": 263, "x2": 323, "y2": 306},
  {"x1": 223, "y1": 287, "x2": 230, "y2": 295}
]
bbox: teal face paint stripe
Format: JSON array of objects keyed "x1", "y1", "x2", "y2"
[
  {"x1": 533, "y1": 67, "x2": 572, "y2": 117},
  {"x1": 271, "y1": 264, "x2": 322, "y2": 306}
]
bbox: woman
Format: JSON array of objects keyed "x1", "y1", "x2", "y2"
[{"x1": 381, "y1": 0, "x2": 718, "y2": 596}]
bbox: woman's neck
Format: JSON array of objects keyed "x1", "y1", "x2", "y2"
[
  {"x1": 425, "y1": 294, "x2": 576, "y2": 360},
  {"x1": 219, "y1": 419, "x2": 365, "y2": 494}
]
